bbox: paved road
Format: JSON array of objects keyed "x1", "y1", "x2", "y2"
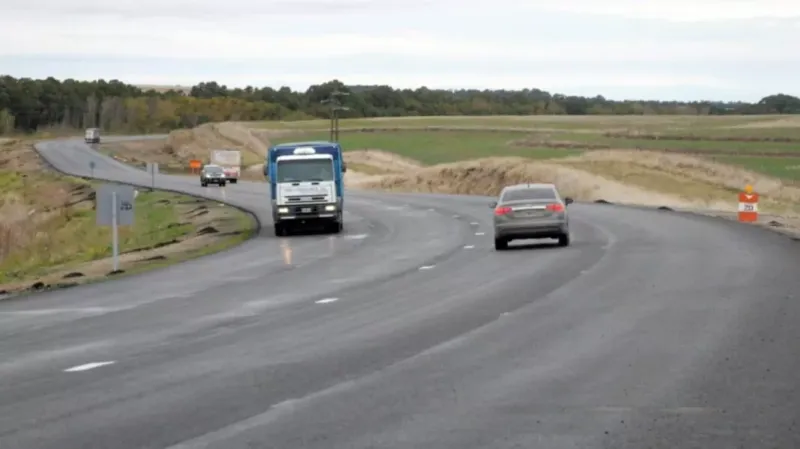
[{"x1": 0, "y1": 137, "x2": 798, "y2": 448}]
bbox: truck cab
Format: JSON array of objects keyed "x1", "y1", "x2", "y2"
[
  {"x1": 84, "y1": 128, "x2": 100, "y2": 144},
  {"x1": 265, "y1": 141, "x2": 346, "y2": 236}
]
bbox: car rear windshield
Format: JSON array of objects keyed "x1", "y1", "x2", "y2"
[{"x1": 501, "y1": 187, "x2": 557, "y2": 202}]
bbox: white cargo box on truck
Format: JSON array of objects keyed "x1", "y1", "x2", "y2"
[
  {"x1": 84, "y1": 128, "x2": 100, "y2": 143},
  {"x1": 209, "y1": 149, "x2": 242, "y2": 183}
]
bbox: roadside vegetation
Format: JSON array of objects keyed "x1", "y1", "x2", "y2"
[
  {"x1": 0, "y1": 139, "x2": 257, "y2": 296},
  {"x1": 2, "y1": 75, "x2": 799, "y2": 137},
  {"x1": 3, "y1": 74, "x2": 798, "y2": 241}
]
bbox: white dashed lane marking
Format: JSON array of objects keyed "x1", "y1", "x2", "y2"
[
  {"x1": 463, "y1": 245, "x2": 475, "y2": 249},
  {"x1": 64, "y1": 361, "x2": 116, "y2": 373},
  {"x1": 315, "y1": 298, "x2": 339, "y2": 304},
  {"x1": 419, "y1": 265, "x2": 435, "y2": 270},
  {"x1": 475, "y1": 232, "x2": 485, "y2": 236}
]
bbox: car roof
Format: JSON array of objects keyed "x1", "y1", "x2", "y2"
[{"x1": 501, "y1": 183, "x2": 557, "y2": 192}]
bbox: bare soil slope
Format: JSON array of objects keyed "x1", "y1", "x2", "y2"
[
  {"x1": 103, "y1": 123, "x2": 302, "y2": 180},
  {"x1": 102, "y1": 122, "x2": 800, "y2": 238},
  {"x1": 344, "y1": 148, "x2": 800, "y2": 238}
]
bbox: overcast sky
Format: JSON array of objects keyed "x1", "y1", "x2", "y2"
[{"x1": 0, "y1": 0, "x2": 797, "y2": 101}]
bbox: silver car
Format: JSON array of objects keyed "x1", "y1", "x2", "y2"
[{"x1": 491, "y1": 183, "x2": 573, "y2": 250}]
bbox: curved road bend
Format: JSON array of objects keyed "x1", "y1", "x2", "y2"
[{"x1": 0, "y1": 137, "x2": 796, "y2": 448}]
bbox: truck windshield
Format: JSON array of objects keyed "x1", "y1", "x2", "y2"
[{"x1": 276, "y1": 159, "x2": 334, "y2": 182}]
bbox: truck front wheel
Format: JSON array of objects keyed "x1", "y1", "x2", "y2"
[
  {"x1": 327, "y1": 219, "x2": 343, "y2": 234},
  {"x1": 274, "y1": 222, "x2": 288, "y2": 236}
]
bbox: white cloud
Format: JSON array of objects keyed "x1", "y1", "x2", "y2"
[
  {"x1": 0, "y1": 16, "x2": 792, "y2": 64},
  {"x1": 12, "y1": 0, "x2": 799, "y2": 21},
  {"x1": 0, "y1": 0, "x2": 798, "y2": 100},
  {"x1": 485, "y1": 0, "x2": 800, "y2": 21}
]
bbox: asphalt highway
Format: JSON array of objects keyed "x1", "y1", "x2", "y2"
[{"x1": 0, "y1": 137, "x2": 797, "y2": 448}]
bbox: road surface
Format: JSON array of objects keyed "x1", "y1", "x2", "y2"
[{"x1": 0, "y1": 137, "x2": 797, "y2": 448}]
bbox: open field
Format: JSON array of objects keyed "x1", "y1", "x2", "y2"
[
  {"x1": 104, "y1": 116, "x2": 800, "y2": 182},
  {"x1": 247, "y1": 114, "x2": 800, "y2": 139},
  {"x1": 244, "y1": 115, "x2": 800, "y2": 181},
  {"x1": 0, "y1": 139, "x2": 257, "y2": 296},
  {"x1": 97, "y1": 115, "x2": 800, "y2": 237}
]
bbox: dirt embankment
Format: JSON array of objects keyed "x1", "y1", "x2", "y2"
[
  {"x1": 101, "y1": 122, "x2": 800, "y2": 238},
  {"x1": 102, "y1": 123, "x2": 303, "y2": 181},
  {"x1": 344, "y1": 148, "x2": 800, "y2": 239}
]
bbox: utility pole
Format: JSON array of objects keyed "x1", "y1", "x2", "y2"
[{"x1": 321, "y1": 90, "x2": 350, "y2": 142}]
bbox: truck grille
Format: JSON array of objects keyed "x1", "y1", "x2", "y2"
[
  {"x1": 287, "y1": 204, "x2": 326, "y2": 215},
  {"x1": 286, "y1": 195, "x2": 327, "y2": 203}
]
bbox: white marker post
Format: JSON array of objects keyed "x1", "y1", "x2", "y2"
[
  {"x1": 89, "y1": 160, "x2": 96, "y2": 177},
  {"x1": 111, "y1": 191, "x2": 119, "y2": 272},
  {"x1": 96, "y1": 184, "x2": 135, "y2": 273},
  {"x1": 146, "y1": 162, "x2": 159, "y2": 189}
]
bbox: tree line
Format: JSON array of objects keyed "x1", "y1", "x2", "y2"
[{"x1": 1, "y1": 75, "x2": 798, "y2": 134}]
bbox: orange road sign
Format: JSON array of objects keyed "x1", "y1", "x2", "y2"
[
  {"x1": 189, "y1": 159, "x2": 202, "y2": 173},
  {"x1": 738, "y1": 185, "x2": 758, "y2": 222}
]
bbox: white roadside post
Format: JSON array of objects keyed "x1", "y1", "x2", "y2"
[
  {"x1": 146, "y1": 162, "x2": 159, "y2": 189},
  {"x1": 96, "y1": 184, "x2": 135, "y2": 273},
  {"x1": 111, "y1": 191, "x2": 118, "y2": 271}
]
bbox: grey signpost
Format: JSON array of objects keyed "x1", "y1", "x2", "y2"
[
  {"x1": 146, "y1": 162, "x2": 159, "y2": 188},
  {"x1": 89, "y1": 160, "x2": 96, "y2": 177},
  {"x1": 96, "y1": 184, "x2": 135, "y2": 272}
]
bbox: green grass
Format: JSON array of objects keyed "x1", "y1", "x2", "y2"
[
  {"x1": 0, "y1": 180, "x2": 188, "y2": 283},
  {"x1": 0, "y1": 170, "x2": 255, "y2": 287},
  {"x1": 253, "y1": 115, "x2": 800, "y2": 181},
  {"x1": 551, "y1": 132, "x2": 800, "y2": 153},
  {"x1": 711, "y1": 156, "x2": 800, "y2": 182},
  {"x1": 250, "y1": 114, "x2": 800, "y2": 139},
  {"x1": 271, "y1": 131, "x2": 583, "y2": 165}
]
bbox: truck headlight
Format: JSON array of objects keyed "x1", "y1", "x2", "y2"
[
  {"x1": 324, "y1": 205, "x2": 336, "y2": 211},
  {"x1": 278, "y1": 207, "x2": 289, "y2": 213}
]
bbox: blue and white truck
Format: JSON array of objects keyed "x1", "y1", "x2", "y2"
[{"x1": 264, "y1": 141, "x2": 347, "y2": 236}]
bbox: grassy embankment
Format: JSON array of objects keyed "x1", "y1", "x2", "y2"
[
  {"x1": 95, "y1": 115, "x2": 800, "y2": 236},
  {"x1": 0, "y1": 139, "x2": 257, "y2": 296}
]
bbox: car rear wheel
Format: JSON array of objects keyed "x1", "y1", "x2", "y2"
[
  {"x1": 557, "y1": 233, "x2": 570, "y2": 246},
  {"x1": 494, "y1": 238, "x2": 508, "y2": 251}
]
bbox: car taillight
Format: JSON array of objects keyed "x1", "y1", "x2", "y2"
[
  {"x1": 494, "y1": 206, "x2": 512, "y2": 216},
  {"x1": 546, "y1": 203, "x2": 565, "y2": 212}
]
